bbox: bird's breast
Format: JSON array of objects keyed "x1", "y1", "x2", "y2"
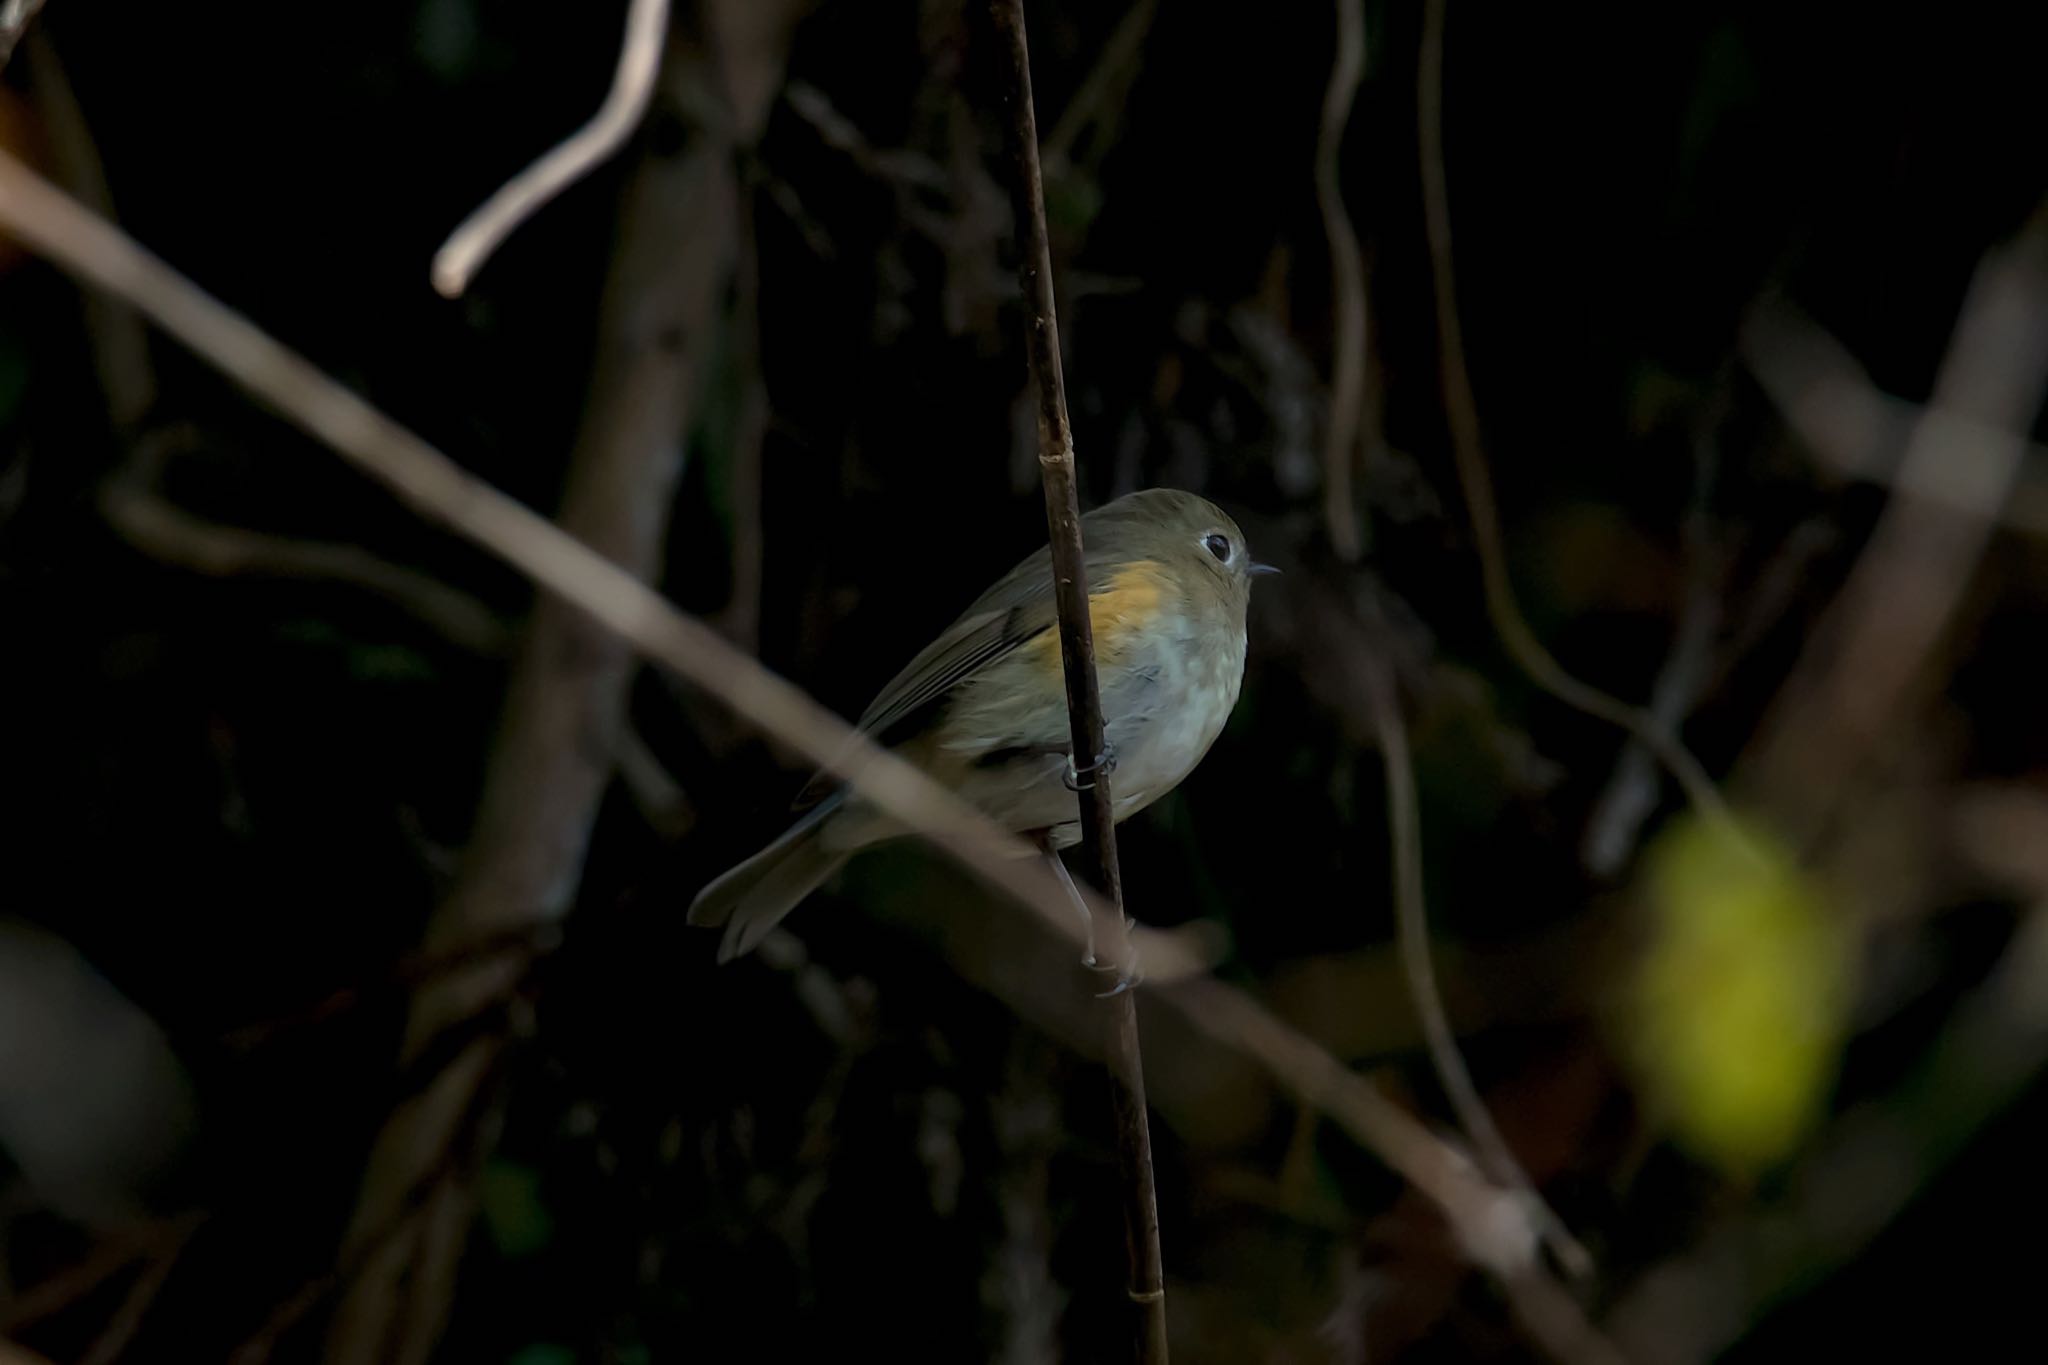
[{"x1": 1103, "y1": 607, "x2": 1246, "y2": 819}]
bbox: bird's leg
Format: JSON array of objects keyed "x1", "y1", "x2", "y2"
[
  {"x1": 1035, "y1": 833, "x2": 1099, "y2": 968},
  {"x1": 1094, "y1": 922, "x2": 1142, "y2": 998},
  {"x1": 1034, "y1": 833, "x2": 1143, "y2": 994}
]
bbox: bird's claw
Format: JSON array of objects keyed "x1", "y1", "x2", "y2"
[
  {"x1": 1063, "y1": 742, "x2": 1118, "y2": 792},
  {"x1": 1084, "y1": 920, "x2": 1142, "y2": 996}
]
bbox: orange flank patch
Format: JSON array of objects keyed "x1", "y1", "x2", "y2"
[{"x1": 1029, "y1": 560, "x2": 1170, "y2": 674}]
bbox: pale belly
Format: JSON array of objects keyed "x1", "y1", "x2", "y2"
[{"x1": 852, "y1": 613, "x2": 1248, "y2": 851}]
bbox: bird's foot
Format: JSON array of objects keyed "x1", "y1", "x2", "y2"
[
  {"x1": 1087, "y1": 918, "x2": 1142, "y2": 996},
  {"x1": 1063, "y1": 742, "x2": 1118, "y2": 792}
]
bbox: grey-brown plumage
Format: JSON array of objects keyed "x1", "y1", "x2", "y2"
[{"x1": 689, "y1": 488, "x2": 1268, "y2": 961}]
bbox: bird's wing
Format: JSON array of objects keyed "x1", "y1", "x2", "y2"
[
  {"x1": 791, "y1": 540, "x2": 1127, "y2": 810},
  {"x1": 854, "y1": 547, "x2": 1060, "y2": 742}
]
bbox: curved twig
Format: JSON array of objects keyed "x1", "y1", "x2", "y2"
[
  {"x1": 429, "y1": 0, "x2": 671, "y2": 297},
  {"x1": 1360, "y1": 592, "x2": 1591, "y2": 1279},
  {"x1": 1417, "y1": 0, "x2": 1734, "y2": 840}
]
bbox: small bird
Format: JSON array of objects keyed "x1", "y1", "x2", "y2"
[{"x1": 688, "y1": 487, "x2": 1274, "y2": 963}]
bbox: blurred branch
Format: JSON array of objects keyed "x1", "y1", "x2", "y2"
[
  {"x1": 1360, "y1": 591, "x2": 1591, "y2": 1280},
  {"x1": 1315, "y1": 0, "x2": 1367, "y2": 560},
  {"x1": 23, "y1": 28, "x2": 156, "y2": 429},
  {"x1": 1170, "y1": 978, "x2": 1629, "y2": 1365},
  {"x1": 1738, "y1": 218, "x2": 2048, "y2": 838},
  {"x1": 783, "y1": 80, "x2": 948, "y2": 191},
  {"x1": 1417, "y1": 0, "x2": 1736, "y2": 842},
  {"x1": 77, "y1": 1213, "x2": 201, "y2": 1365},
  {"x1": 989, "y1": 2, "x2": 1166, "y2": 1357},
  {"x1": 0, "y1": 0, "x2": 44, "y2": 73},
  {"x1": 102, "y1": 430, "x2": 514, "y2": 655},
  {"x1": 1583, "y1": 421, "x2": 1728, "y2": 876},
  {"x1": 710, "y1": 185, "x2": 770, "y2": 653},
  {"x1": 228, "y1": 1058, "x2": 509, "y2": 1365},
  {"x1": 330, "y1": 17, "x2": 744, "y2": 1359},
  {"x1": 429, "y1": 0, "x2": 671, "y2": 297},
  {"x1": 0, "y1": 1225, "x2": 162, "y2": 1333},
  {"x1": 218, "y1": 922, "x2": 561, "y2": 1051},
  {"x1": 1041, "y1": 0, "x2": 1157, "y2": 174},
  {"x1": 1742, "y1": 304, "x2": 2048, "y2": 536},
  {"x1": 0, "y1": 136, "x2": 1615, "y2": 1365}
]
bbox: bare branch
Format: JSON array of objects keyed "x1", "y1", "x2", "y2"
[
  {"x1": 1739, "y1": 221, "x2": 2048, "y2": 835},
  {"x1": 1417, "y1": 0, "x2": 1736, "y2": 843},
  {"x1": 1316, "y1": 0, "x2": 1368, "y2": 560},
  {"x1": 429, "y1": 0, "x2": 671, "y2": 298},
  {"x1": 0, "y1": 144, "x2": 1613, "y2": 1365}
]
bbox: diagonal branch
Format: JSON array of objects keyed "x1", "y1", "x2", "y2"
[
  {"x1": 0, "y1": 142, "x2": 1620, "y2": 1365},
  {"x1": 988, "y1": 2, "x2": 1166, "y2": 1358}
]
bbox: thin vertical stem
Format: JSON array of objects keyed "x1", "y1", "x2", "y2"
[{"x1": 989, "y1": 2, "x2": 1168, "y2": 1358}]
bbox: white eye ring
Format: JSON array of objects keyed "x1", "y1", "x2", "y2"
[{"x1": 1202, "y1": 532, "x2": 1231, "y2": 563}]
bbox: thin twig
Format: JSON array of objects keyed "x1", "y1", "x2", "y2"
[
  {"x1": 429, "y1": 0, "x2": 671, "y2": 297},
  {"x1": 1582, "y1": 414, "x2": 1728, "y2": 876},
  {"x1": 1316, "y1": 0, "x2": 1368, "y2": 560},
  {"x1": 989, "y1": 3, "x2": 1167, "y2": 1358},
  {"x1": 1359, "y1": 591, "x2": 1592, "y2": 1280},
  {"x1": 1417, "y1": 0, "x2": 1735, "y2": 841},
  {"x1": 102, "y1": 431, "x2": 513, "y2": 655},
  {"x1": 0, "y1": 147, "x2": 1616, "y2": 1365}
]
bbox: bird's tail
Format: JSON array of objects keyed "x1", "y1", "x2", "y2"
[{"x1": 687, "y1": 794, "x2": 849, "y2": 963}]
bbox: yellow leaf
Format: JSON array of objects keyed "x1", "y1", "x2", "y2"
[{"x1": 1623, "y1": 815, "x2": 1851, "y2": 1173}]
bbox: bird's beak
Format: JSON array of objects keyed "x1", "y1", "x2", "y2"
[{"x1": 1248, "y1": 562, "x2": 1281, "y2": 577}]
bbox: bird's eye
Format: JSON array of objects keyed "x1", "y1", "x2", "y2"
[{"x1": 1203, "y1": 533, "x2": 1231, "y2": 563}]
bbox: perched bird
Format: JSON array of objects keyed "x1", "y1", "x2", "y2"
[{"x1": 688, "y1": 487, "x2": 1274, "y2": 963}]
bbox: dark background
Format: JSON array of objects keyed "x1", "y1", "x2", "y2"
[{"x1": 2, "y1": 1, "x2": 2046, "y2": 1361}]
